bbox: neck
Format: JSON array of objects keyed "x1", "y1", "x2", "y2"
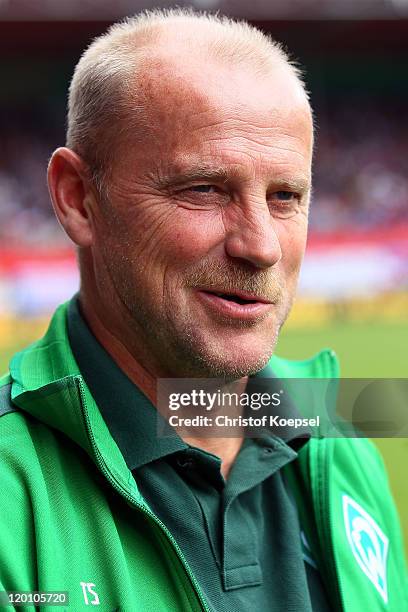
[
  {"x1": 79, "y1": 292, "x2": 246, "y2": 479},
  {"x1": 79, "y1": 293, "x2": 157, "y2": 405}
]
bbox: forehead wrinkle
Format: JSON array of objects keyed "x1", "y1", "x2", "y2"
[
  {"x1": 201, "y1": 135, "x2": 311, "y2": 161},
  {"x1": 147, "y1": 98, "x2": 312, "y2": 147}
]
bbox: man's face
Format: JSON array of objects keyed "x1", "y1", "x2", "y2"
[{"x1": 91, "y1": 57, "x2": 313, "y2": 378}]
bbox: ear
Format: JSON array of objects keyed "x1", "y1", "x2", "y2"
[{"x1": 47, "y1": 147, "x2": 96, "y2": 247}]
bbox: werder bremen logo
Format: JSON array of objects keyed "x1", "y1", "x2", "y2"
[{"x1": 342, "y1": 494, "x2": 389, "y2": 603}]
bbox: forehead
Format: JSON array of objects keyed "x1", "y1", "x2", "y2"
[
  {"x1": 122, "y1": 53, "x2": 313, "y2": 177},
  {"x1": 138, "y1": 53, "x2": 309, "y2": 126}
]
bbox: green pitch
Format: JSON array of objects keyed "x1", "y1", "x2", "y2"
[
  {"x1": 1, "y1": 318, "x2": 407, "y2": 559},
  {"x1": 277, "y1": 320, "x2": 408, "y2": 378}
]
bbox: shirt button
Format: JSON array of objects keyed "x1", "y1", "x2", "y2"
[{"x1": 263, "y1": 447, "x2": 273, "y2": 455}]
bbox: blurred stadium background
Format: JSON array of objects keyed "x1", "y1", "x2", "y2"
[{"x1": 0, "y1": 1, "x2": 407, "y2": 552}]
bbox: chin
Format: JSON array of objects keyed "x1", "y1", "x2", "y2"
[
  {"x1": 168, "y1": 312, "x2": 282, "y2": 378},
  {"x1": 182, "y1": 340, "x2": 276, "y2": 379}
]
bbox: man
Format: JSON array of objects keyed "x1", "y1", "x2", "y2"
[{"x1": 0, "y1": 9, "x2": 406, "y2": 611}]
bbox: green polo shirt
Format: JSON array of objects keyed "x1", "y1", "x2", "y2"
[{"x1": 67, "y1": 297, "x2": 330, "y2": 612}]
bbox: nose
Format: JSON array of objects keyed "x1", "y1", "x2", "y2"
[{"x1": 224, "y1": 203, "x2": 282, "y2": 269}]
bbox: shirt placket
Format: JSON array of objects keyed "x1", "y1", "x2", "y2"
[{"x1": 221, "y1": 437, "x2": 297, "y2": 591}]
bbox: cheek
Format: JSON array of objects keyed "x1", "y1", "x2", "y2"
[
  {"x1": 277, "y1": 219, "x2": 308, "y2": 276},
  {"x1": 154, "y1": 212, "x2": 225, "y2": 268}
]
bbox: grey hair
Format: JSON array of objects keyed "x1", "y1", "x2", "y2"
[{"x1": 66, "y1": 8, "x2": 308, "y2": 196}]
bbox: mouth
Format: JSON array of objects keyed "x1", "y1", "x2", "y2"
[
  {"x1": 204, "y1": 290, "x2": 271, "y2": 305},
  {"x1": 196, "y1": 288, "x2": 274, "y2": 320}
]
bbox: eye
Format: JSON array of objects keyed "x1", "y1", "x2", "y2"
[
  {"x1": 188, "y1": 185, "x2": 217, "y2": 193},
  {"x1": 173, "y1": 183, "x2": 229, "y2": 210},
  {"x1": 273, "y1": 191, "x2": 297, "y2": 201},
  {"x1": 268, "y1": 190, "x2": 301, "y2": 218}
]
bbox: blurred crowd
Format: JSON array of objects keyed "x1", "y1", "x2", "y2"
[
  {"x1": 1, "y1": 102, "x2": 407, "y2": 247},
  {"x1": 312, "y1": 103, "x2": 408, "y2": 232},
  {"x1": 0, "y1": 130, "x2": 60, "y2": 247}
]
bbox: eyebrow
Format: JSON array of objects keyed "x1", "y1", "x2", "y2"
[
  {"x1": 271, "y1": 177, "x2": 311, "y2": 193},
  {"x1": 154, "y1": 163, "x2": 310, "y2": 193},
  {"x1": 155, "y1": 164, "x2": 230, "y2": 188}
]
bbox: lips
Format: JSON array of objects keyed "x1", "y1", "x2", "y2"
[
  {"x1": 202, "y1": 289, "x2": 272, "y2": 305},
  {"x1": 196, "y1": 288, "x2": 273, "y2": 320},
  {"x1": 211, "y1": 292, "x2": 256, "y2": 305}
]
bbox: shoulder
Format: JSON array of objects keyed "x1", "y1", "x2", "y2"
[
  {"x1": 0, "y1": 376, "x2": 78, "y2": 488},
  {"x1": 304, "y1": 436, "x2": 392, "y2": 499},
  {"x1": 0, "y1": 379, "x2": 37, "y2": 564},
  {"x1": 306, "y1": 436, "x2": 406, "y2": 556},
  {"x1": 0, "y1": 376, "x2": 33, "y2": 450},
  {"x1": 332, "y1": 436, "x2": 387, "y2": 476},
  {"x1": 0, "y1": 377, "x2": 46, "y2": 489}
]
